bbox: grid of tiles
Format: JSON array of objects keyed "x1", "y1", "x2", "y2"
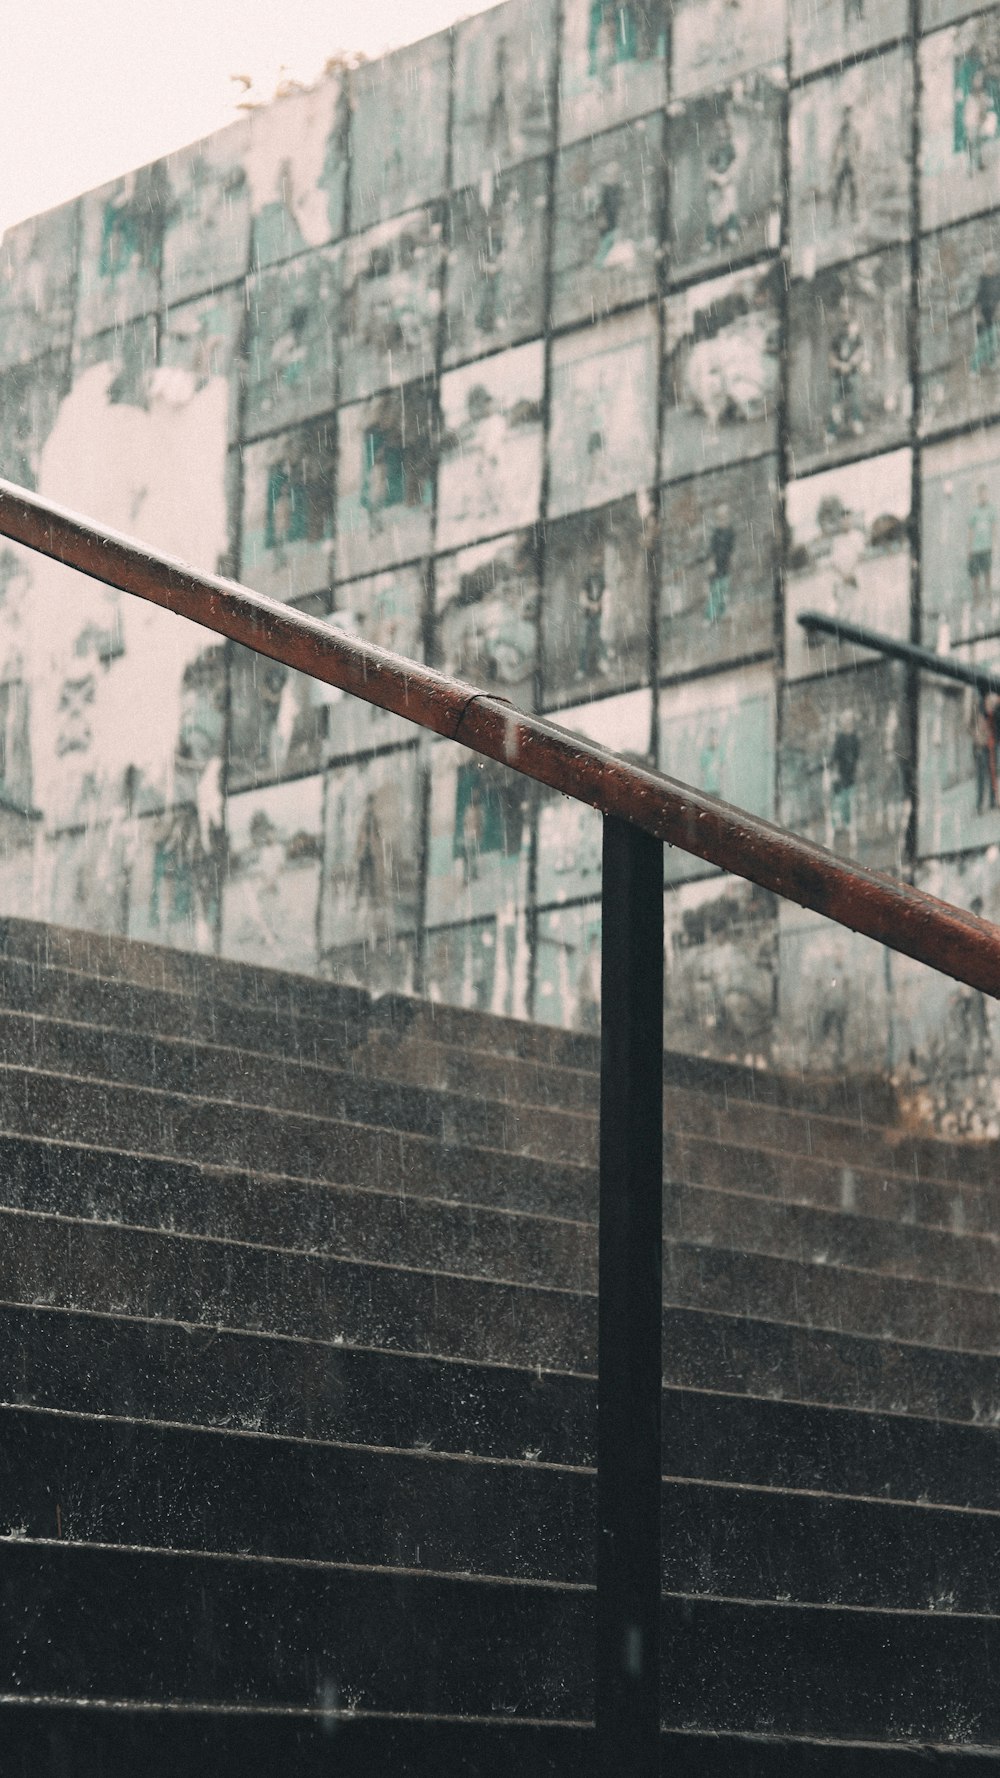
[{"x1": 1, "y1": 0, "x2": 999, "y2": 1122}]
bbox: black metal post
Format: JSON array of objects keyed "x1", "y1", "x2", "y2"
[{"x1": 596, "y1": 816, "x2": 665, "y2": 1776}]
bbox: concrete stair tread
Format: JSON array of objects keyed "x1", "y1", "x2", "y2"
[{"x1": 0, "y1": 915, "x2": 373, "y2": 1026}]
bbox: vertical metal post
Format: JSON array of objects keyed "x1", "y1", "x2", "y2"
[{"x1": 596, "y1": 816, "x2": 664, "y2": 1775}]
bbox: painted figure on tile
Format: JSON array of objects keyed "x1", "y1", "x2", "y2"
[
  {"x1": 269, "y1": 304, "x2": 311, "y2": 401},
  {"x1": 241, "y1": 810, "x2": 286, "y2": 946},
  {"x1": 812, "y1": 492, "x2": 866, "y2": 627},
  {"x1": 829, "y1": 711, "x2": 860, "y2": 835},
  {"x1": 55, "y1": 671, "x2": 97, "y2": 765},
  {"x1": 475, "y1": 181, "x2": 508, "y2": 337},
  {"x1": 459, "y1": 778, "x2": 486, "y2": 883},
  {"x1": 588, "y1": 0, "x2": 640, "y2": 75},
  {"x1": 704, "y1": 114, "x2": 742, "y2": 253},
  {"x1": 266, "y1": 455, "x2": 307, "y2": 555},
  {"x1": 575, "y1": 927, "x2": 602, "y2": 1032},
  {"x1": 967, "y1": 482, "x2": 997, "y2": 603},
  {"x1": 172, "y1": 650, "x2": 226, "y2": 807},
  {"x1": 679, "y1": 274, "x2": 780, "y2": 433},
  {"x1": 148, "y1": 801, "x2": 223, "y2": 945},
  {"x1": 577, "y1": 546, "x2": 607, "y2": 680},
  {"x1": 705, "y1": 503, "x2": 735, "y2": 623},
  {"x1": 830, "y1": 104, "x2": 861, "y2": 225},
  {"x1": 0, "y1": 675, "x2": 31, "y2": 813},
  {"x1": 971, "y1": 257, "x2": 1000, "y2": 376},
  {"x1": 99, "y1": 165, "x2": 170, "y2": 282},
  {"x1": 486, "y1": 36, "x2": 512, "y2": 160},
  {"x1": 593, "y1": 169, "x2": 636, "y2": 272},
  {"x1": 827, "y1": 295, "x2": 865, "y2": 442},
  {"x1": 354, "y1": 791, "x2": 386, "y2": 906},
  {"x1": 699, "y1": 726, "x2": 725, "y2": 795},
  {"x1": 968, "y1": 691, "x2": 1000, "y2": 814},
  {"x1": 360, "y1": 392, "x2": 432, "y2": 527},
  {"x1": 447, "y1": 383, "x2": 511, "y2": 533},
  {"x1": 452, "y1": 761, "x2": 523, "y2": 887},
  {"x1": 963, "y1": 71, "x2": 991, "y2": 174},
  {"x1": 362, "y1": 424, "x2": 406, "y2": 516},
  {"x1": 953, "y1": 35, "x2": 1000, "y2": 176}
]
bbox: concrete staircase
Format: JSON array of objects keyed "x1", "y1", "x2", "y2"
[{"x1": 0, "y1": 917, "x2": 998, "y2": 1774}]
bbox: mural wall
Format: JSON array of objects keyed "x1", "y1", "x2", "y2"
[{"x1": 1, "y1": 0, "x2": 999, "y2": 1127}]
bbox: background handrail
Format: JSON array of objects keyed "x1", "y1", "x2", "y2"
[{"x1": 1, "y1": 473, "x2": 998, "y2": 999}]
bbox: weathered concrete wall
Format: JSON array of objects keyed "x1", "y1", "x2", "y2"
[{"x1": 0, "y1": 0, "x2": 998, "y2": 1124}]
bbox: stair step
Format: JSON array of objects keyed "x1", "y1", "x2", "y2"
[
  {"x1": 0, "y1": 1132, "x2": 595, "y2": 1292},
  {"x1": 663, "y1": 1242, "x2": 1000, "y2": 1355},
  {"x1": 0, "y1": 1704, "x2": 588, "y2": 1778},
  {"x1": 0, "y1": 1300, "x2": 593, "y2": 1462},
  {"x1": 0, "y1": 917, "x2": 900, "y2": 1121},
  {"x1": 666, "y1": 1130, "x2": 1000, "y2": 1238},
  {"x1": 354, "y1": 1023, "x2": 899, "y2": 1123},
  {"x1": 1, "y1": 1127, "x2": 994, "y2": 1300},
  {"x1": 0, "y1": 954, "x2": 366, "y2": 1068},
  {"x1": 0, "y1": 1539, "x2": 591, "y2": 1717},
  {"x1": 0, "y1": 1404, "x2": 590, "y2": 1584},
  {"x1": 0, "y1": 1206, "x2": 593, "y2": 1371},
  {"x1": 0, "y1": 988, "x2": 990, "y2": 1213},
  {"x1": 357, "y1": 1029, "x2": 999, "y2": 1187},
  {"x1": 365, "y1": 995, "x2": 899, "y2": 1124},
  {"x1": 4, "y1": 1196, "x2": 1000, "y2": 1363},
  {"x1": 2, "y1": 1707, "x2": 997, "y2": 1778},
  {"x1": 0, "y1": 915, "x2": 372, "y2": 1029},
  {"x1": 0, "y1": 1009, "x2": 608, "y2": 1169},
  {"x1": 4, "y1": 1404, "x2": 1000, "y2": 1612},
  {"x1": 6, "y1": 1293, "x2": 1000, "y2": 1461},
  {"x1": 2, "y1": 1539, "x2": 999, "y2": 1742},
  {"x1": 0, "y1": 1064, "x2": 992, "y2": 1278},
  {"x1": 0, "y1": 913, "x2": 995, "y2": 1762},
  {"x1": 660, "y1": 1593, "x2": 1000, "y2": 1743},
  {"x1": 671, "y1": 1182, "x2": 1000, "y2": 1291},
  {"x1": 669, "y1": 1386, "x2": 1000, "y2": 1510},
  {"x1": 0, "y1": 1065, "x2": 596, "y2": 1215}
]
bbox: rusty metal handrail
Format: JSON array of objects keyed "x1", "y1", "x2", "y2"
[{"x1": 1, "y1": 474, "x2": 996, "y2": 997}]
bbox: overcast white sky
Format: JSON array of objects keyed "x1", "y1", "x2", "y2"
[{"x1": 0, "y1": 0, "x2": 493, "y2": 237}]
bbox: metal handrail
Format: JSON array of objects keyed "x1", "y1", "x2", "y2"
[
  {"x1": 1, "y1": 475, "x2": 999, "y2": 997},
  {"x1": 2, "y1": 471, "x2": 999, "y2": 1776},
  {"x1": 799, "y1": 608, "x2": 1000, "y2": 696}
]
